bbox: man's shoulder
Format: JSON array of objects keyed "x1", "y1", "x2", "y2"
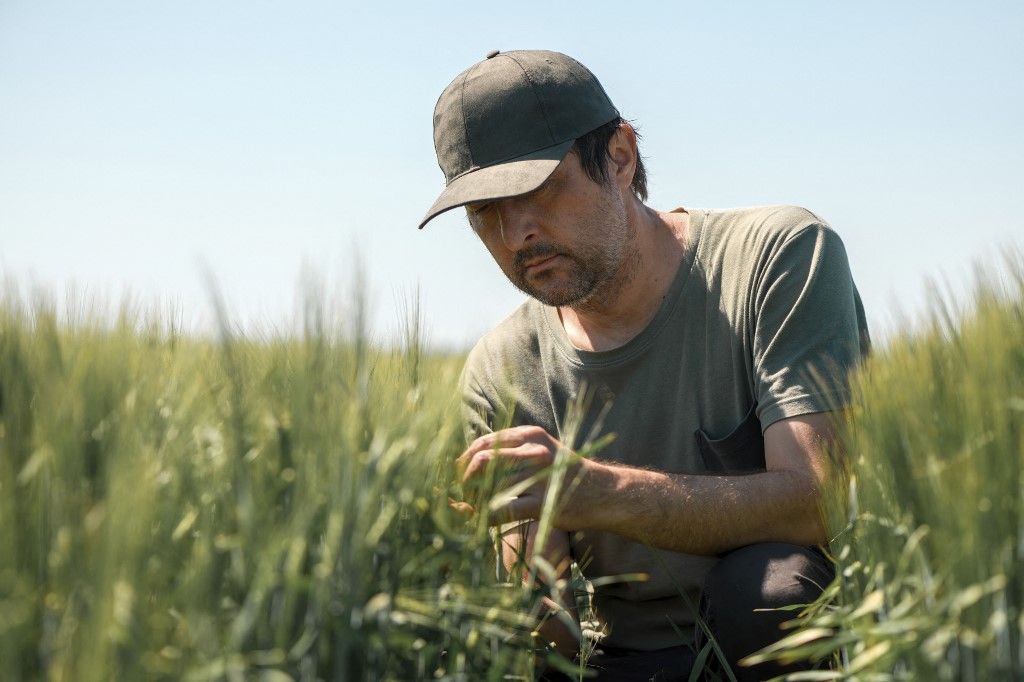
[
  {"x1": 464, "y1": 298, "x2": 545, "y2": 375},
  {"x1": 702, "y1": 204, "x2": 833, "y2": 239},
  {"x1": 696, "y1": 204, "x2": 841, "y2": 268}
]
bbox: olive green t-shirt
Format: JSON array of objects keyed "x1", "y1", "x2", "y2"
[{"x1": 460, "y1": 205, "x2": 869, "y2": 650}]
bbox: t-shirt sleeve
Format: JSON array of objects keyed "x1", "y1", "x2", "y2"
[
  {"x1": 459, "y1": 340, "x2": 500, "y2": 444},
  {"x1": 751, "y1": 222, "x2": 868, "y2": 429}
]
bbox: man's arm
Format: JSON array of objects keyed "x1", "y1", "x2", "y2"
[
  {"x1": 583, "y1": 413, "x2": 834, "y2": 555},
  {"x1": 460, "y1": 411, "x2": 837, "y2": 556}
]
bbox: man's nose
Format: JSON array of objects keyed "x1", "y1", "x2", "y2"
[{"x1": 496, "y1": 198, "x2": 539, "y2": 251}]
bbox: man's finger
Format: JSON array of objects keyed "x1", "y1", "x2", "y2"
[
  {"x1": 469, "y1": 428, "x2": 533, "y2": 454},
  {"x1": 462, "y1": 446, "x2": 548, "y2": 482},
  {"x1": 461, "y1": 450, "x2": 494, "y2": 482},
  {"x1": 447, "y1": 497, "x2": 476, "y2": 516},
  {"x1": 488, "y1": 493, "x2": 542, "y2": 527},
  {"x1": 456, "y1": 427, "x2": 553, "y2": 480},
  {"x1": 454, "y1": 440, "x2": 493, "y2": 479}
]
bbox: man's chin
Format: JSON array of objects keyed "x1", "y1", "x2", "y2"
[
  {"x1": 507, "y1": 268, "x2": 598, "y2": 307},
  {"x1": 518, "y1": 283, "x2": 594, "y2": 308}
]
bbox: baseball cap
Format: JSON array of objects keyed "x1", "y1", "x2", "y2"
[{"x1": 419, "y1": 49, "x2": 619, "y2": 229}]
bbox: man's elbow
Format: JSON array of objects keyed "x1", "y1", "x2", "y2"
[
  {"x1": 791, "y1": 514, "x2": 829, "y2": 547},
  {"x1": 795, "y1": 481, "x2": 829, "y2": 546},
  {"x1": 780, "y1": 470, "x2": 830, "y2": 547}
]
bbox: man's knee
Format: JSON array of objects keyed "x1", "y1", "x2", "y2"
[
  {"x1": 699, "y1": 543, "x2": 833, "y2": 680},
  {"x1": 704, "y1": 542, "x2": 832, "y2": 614}
]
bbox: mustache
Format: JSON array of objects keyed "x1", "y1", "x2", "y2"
[{"x1": 513, "y1": 244, "x2": 563, "y2": 271}]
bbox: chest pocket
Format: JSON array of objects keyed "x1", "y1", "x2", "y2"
[{"x1": 694, "y1": 403, "x2": 766, "y2": 473}]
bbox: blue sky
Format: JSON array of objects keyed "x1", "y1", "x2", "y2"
[{"x1": 1, "y1": 1, "x2": 1021, "y2": 348}]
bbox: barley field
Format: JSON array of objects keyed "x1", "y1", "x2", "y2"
[
  {"x1": 748, "y1": 255, "x2": 1024, "y2": 680},
  {"x1": 0, "y1": 286, "x2": 544, "y2": 681},
  {"x1": 1, "y1": 256, "x2": 1022, "y2": 681}
]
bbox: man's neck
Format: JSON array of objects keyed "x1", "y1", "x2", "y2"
[{"x1": 559, "y1": 203, "x2": 689, "y2": 352}]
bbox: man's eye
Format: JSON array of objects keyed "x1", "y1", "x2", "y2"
[{"x1": 467, "y1": 202, "x2": 492, "y2": 215}]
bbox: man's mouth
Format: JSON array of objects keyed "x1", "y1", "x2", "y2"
[{"x1": 524, "y1": 255, "x2": 559, "y2": 272}]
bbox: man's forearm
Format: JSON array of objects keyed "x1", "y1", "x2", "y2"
[{"x1": 577, "y1": 462, "x2": 826, "y2": 555}]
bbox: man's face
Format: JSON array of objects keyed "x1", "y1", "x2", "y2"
[{"x1": 466, "y1": 153, "x2": 632, "y2": 308}]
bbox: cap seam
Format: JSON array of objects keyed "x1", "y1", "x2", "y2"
[
  {"x1": 505, "y1": 53, "x2": 557, "y2": 147},
  {"x1": 458, "y1": 64, "x2": 481, "y2": 172}
]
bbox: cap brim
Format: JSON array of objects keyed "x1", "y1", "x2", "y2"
[{"x1": 418, "y1": 139, "x2": 575, "y2": 229}]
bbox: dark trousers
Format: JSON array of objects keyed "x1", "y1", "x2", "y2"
[{"x1": 544, "y1": 543, "x2": 834, "y2": 682}]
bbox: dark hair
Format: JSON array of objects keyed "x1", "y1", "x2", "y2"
[{"x1": 571, "y1": 117, "x2": 648, "y2": 201}]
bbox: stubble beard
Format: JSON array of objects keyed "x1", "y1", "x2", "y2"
[{"x1": 509, "y1": 186, "x2": 637, "y2": 309}]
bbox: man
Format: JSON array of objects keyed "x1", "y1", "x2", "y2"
[{"x1": 419, "y1": 50, "x2": 868, "y2": 680}]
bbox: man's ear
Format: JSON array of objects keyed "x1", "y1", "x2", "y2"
[{"x1": 606, "y1": 122, "x2": 638, "y2": 193}]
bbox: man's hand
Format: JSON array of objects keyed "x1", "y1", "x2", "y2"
[{"x1": 455, "y1": 425, "x2": 599, "y2": 528}]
